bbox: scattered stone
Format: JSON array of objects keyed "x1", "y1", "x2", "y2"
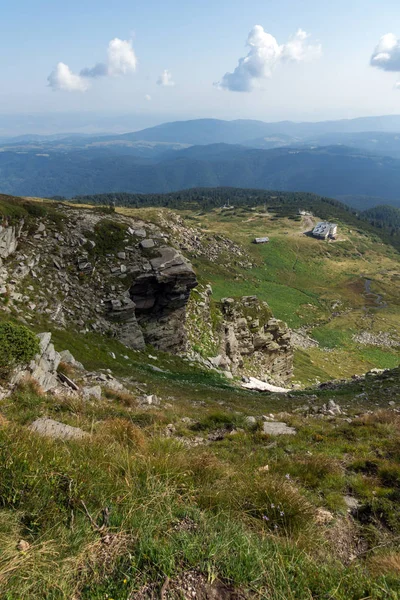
[
  {"x1": 242, "y1": 377, "x2": 290, "y2": 394},
  {"x1": 142, "y1": 394, "x2": 160, "y2": 406},
  {"x1": 344, "y1": 496, "x2": 359, "y2": 512},
  {"x1": 82, "y1": 385, "x2": 102, "y2": 400},
  {"x1": 245, "y1": 416, "x2": 257, "y2": 427},
  {"x1": 29, "y1": 418, "x2": 88, "y2": 440},
  {"x1": 60, "y1": 349, "x2": 84, "y2": 370},
  {"x1": 17, "y1": 540, "x2": 30, "y2": 552},
  {"x1": 262, "y1": 422, "x2": 296, "y2": 436},
  {"x1": 140, "y1": 239, "x2": 155, "y2": 249},
  {"x1": 58, "y1": 372, "x2": 80, "y2": 391}
]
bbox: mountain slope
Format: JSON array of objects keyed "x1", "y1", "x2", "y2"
[
  {"x1": 2, "y1": 145, "x2": 400, "y2": 207},
  {"x1": 0, "y1": 196, "x2": 400, "y2": 598},
  {"x1": 110, "y1": 115, "x2": 400, "y2": 145}
]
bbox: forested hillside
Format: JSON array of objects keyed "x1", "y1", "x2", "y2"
[{"x1": 1, "y1": 144, "x2": 400, "y2": 207}]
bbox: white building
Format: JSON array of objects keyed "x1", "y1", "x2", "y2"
[{"x1": 312, "y1": 222, "x2": 338, "y2": 240}]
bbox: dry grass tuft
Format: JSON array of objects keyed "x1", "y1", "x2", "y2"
[
  {"x1": 368, "y1": 552, "x2": 400, "y2": 577},
  {"x1": 57, "y1": 361, "x2": 75, "y2": 377},
  {"x1": 15, "y1": 376, "x2": 45, "y2": 397},
  {"x1": 0, "y1": 535, "x2": 60, "y2": 595},
  {"x1": 95, "y1": 418, "x2": 148, "y2": 450},
  {"x1": 104, "y1": 388, "x2": 138, "y2": 407},
  {"x1": 70, "y1": 532, "x2": 135, "y2": 594},
  {"x1": 355, "y1": 410, "x2": 400, "y2": 428}
]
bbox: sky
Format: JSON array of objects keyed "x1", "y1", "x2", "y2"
[{"x1": 2, "y1": 0, "x2": 400, "y2": 134}]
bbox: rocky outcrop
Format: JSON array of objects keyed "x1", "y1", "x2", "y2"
[
  {"x1": 186, "y1": 288, "x2": 293, "y2": 385},
  {"x1": 217, "y1": 296, "x2": 293, "y2": 384},
  {"x1": 129, "y1": 247, "x2": 197, "y2": 351},
  {"x1": 0, "y1": 208, "x2": 197, "y2": 354},
  {"x1": 0, "y1": 221, "x2": 23, "y2": 262},
  {"x1": 12, "y1": 332, "x2": 61, "y2": 392}
]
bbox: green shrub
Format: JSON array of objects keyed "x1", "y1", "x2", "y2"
[
  {"x1": 0, "y1": 322, "x2": 39, "y2": 379},
  {"x1": 89, "y1": 219, "x2": 128, "y2": 255}
]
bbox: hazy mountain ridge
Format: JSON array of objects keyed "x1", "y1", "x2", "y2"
[
  {"x1": 2, "y1": 116, "x2": 400, "y2": 207},
  {"x1": 2, "y1": 144, "x2": 400, "y2": 207}
]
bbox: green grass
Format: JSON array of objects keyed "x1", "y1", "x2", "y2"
[
  {"x1": 1, "y1": 374, "x2": 400, "y2": 598},
  {"x1": 181, "y1": 206, "x2": 400, "y2": 382}
]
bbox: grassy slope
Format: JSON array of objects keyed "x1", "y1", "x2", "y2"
[
  {"x1": 156, "y1": 205, "x2": 400, "y2": 386},
  {"x1": 0, "y1": 198, "x2": 399, "y2": 597},
  {"x1": 1, "y1": 333, "x2": 400, "y2": 598}
]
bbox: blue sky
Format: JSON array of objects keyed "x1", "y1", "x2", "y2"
[{"x1": 1, "y1": 0, "x2": 400, "y2": 132}]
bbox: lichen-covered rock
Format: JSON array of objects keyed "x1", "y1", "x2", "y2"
[{"x1": 186, "y1": 290, "x2": 293, "y2": 385}]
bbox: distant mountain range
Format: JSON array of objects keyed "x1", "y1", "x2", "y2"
[{"x1": 2, "y1": 116, "x2": 400, "y2": 207}]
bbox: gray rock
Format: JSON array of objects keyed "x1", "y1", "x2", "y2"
[
  {"x1": 245, "y1": 416, "x2": 257, "y2": 426},
  {"x1": 142, "y1": 394, "x2": 160, "y2": 406},
  {"x1": 327, "y1": 399, "x2": 342, "y2": 415},
  {"x1": 60, "y1": 349, "x2": 84, "y2": 370},
  {"x1": 29, "y1": 418, "x2": 88, "y2": 440},
  {"x1": 12, "y1": 332, "x2": 61, "y2": 392},
  {"x1": 343, "y1": 496, "x2": 359, "y2": 511},
  {"x1": 82, "y1": 385, "x2": 102, "y2": 400},
  {"x1": 262, "y1": 422, "x2": 296, "y2": 436},
  {"x1": 0, "y1": 223, "x2": 21, "y2": 259},
  {"x1": 140, "y1": 239, "x2": 155, "y2": 249}
]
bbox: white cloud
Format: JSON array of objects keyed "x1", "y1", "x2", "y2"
[
  {"x1": 145, "y1": 94, "x2": 152, "y2": 101},
  {"x1": 217, "y1": 26, "x2": 321, "y2": 92},
  {"x1": 47, "y1": 62, "x2": 89, "y2": 92},
  {"x1": 371, "y1": 33, "x2": 400, "y2": 72},
  {"x1": 157, "y1": 69, "x2": 175, "y2": 87},
  {"x1": 107, "y1": 38, "x2": 137, "y2": 75},
  {"x1": 48, "y1": 37, "x2": 137, "y2": 92}
]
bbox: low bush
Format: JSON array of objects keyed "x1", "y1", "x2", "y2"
[{"x1": 0, "y1": 322, "x2": 39, "y2": 380}]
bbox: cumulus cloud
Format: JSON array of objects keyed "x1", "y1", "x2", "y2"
[
  {"x1": 217, "y1": 26, "x2": 321, "y2": 92},
  {"x1": 371, "y1": 33, "x2": 400, "y2": 72},
  {"x1": 107, "y1": 38, "x2": 137, "y2": 75},
  {"x1": 48, "y1": 37, "x2": 137, "y2": 92},
  {"x1": 157, "y1": 69, "x2": 175, "y2": 87},
  {"x1": 47, "y1": 62, "x2": 89, "y2": 92}
]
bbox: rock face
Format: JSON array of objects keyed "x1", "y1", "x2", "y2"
[
  {"x1": 218, "y1": 296, "x2": 293, "y2": 384},
  {"x1": 0, "y1": 221, "x2": 22, "y2": 261},
  {"x1": 186, "y1": 288, "x2": 293, "y2": 385},
  {"x1": 0, "y1": 208, "x2": 197, "y2": 354},
  {"x1": 130, "y1": 247, "x2": 197, "y2": 351}
]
